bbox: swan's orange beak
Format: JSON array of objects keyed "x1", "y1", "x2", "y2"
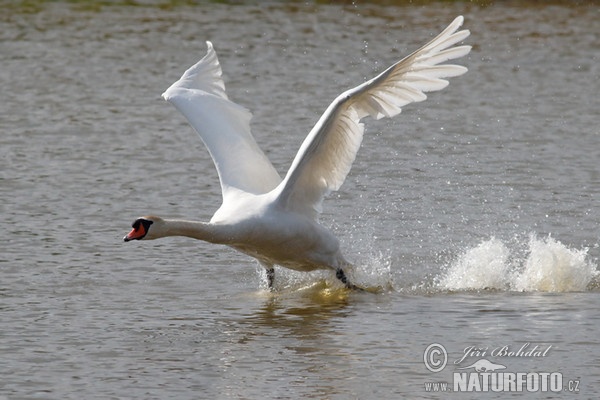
[
  {"x1": 124, "y1": 218, "x2": 152, "y2": 242},
  {"x1": 124, "y1": 226, "x2": 145, "y2": 242}
]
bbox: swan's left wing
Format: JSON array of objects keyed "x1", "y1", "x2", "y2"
[
  {"x1": 162, "y1": 42, "x2": 281, "y2": 201},
  {"x1": 275, "y1": 16, "x2": 471, "y2": 218}
]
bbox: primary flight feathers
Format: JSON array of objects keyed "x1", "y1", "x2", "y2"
[{"x1": 161, "y1": 16, "x2": 471, "y2": 218}]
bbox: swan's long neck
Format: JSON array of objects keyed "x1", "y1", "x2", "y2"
[{"x1": 159, "y1": 219, "x2": 232, "y2": 244}]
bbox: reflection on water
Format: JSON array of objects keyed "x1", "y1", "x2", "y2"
[
  {"x1": 208, "y1": 287, "x2": 359, "y2": 399},
  {"x1": 249, "y1": 288, "x2": 352, "y2": 348}
]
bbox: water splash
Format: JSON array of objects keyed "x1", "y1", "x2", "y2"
[
  {"x1": 437, "y1": 234, "x2": 598, "y2": 293},
  {"x1": 255, "y1": 234, "x2": 597, "y2": 295},
  {"x1": 254, "y1": 250, "x2": 394, "y2": 293},
  {"x1": 350, "y1": 250, "x2": 395, "y2": 291},
  {"x1": 513, "y1": 235, "x2": 598, "y2": 292},
  {"x1": 436, "y1": 238, "x2": 512, "y2": 290}
]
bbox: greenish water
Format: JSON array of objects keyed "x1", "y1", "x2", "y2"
[{"x1": 2, "y1": 1, "x2": 599, "y2": 398}]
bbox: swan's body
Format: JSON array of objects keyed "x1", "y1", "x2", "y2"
[{"x1": 124, "y1": 17, "x2": 471, "y2": 289}]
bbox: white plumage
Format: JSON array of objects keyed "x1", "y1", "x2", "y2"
[{"x1": 126, "y1": 16, "x2": 471, "y2": 289}]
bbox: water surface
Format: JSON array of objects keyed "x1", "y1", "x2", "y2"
[{"x1": 1, "y1": 1, "x2": 599, "y2": 398}]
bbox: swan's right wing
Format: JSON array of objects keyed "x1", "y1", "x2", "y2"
[
  {"x1": 162, "y1": 42, "x2": 281, "y2": 201},
  {"x1": 275, "y1": 16, "x2": 471, "y2": 218}
]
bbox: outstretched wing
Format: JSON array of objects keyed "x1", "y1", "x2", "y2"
[
  {"x1": 162, "y1": 42, "x2": 281, "y2": 201},
  {"x1": 274, "y1": 16, "x2": 471, "y2": 218}
]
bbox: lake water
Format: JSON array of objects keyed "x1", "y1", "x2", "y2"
[{"x1": 2, "y1": 1, "x2": 599, "y2": 398}]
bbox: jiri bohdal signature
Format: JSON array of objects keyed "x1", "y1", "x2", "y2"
[{"x1": 454, "y1": 343, "x2": 552, "y2": 365}]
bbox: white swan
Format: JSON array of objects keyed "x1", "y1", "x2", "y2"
[{"x1": 124, "y1": 16, "x2": 471, "y2": 289}]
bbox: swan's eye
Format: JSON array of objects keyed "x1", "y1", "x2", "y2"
[
  {"x1": 131, "y1": 218, "x2": 153, "y2": 232},
  {"x1": 131, "y1": 218, "x2": 149, "y2": 230}
]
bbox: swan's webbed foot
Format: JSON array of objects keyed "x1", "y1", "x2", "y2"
[
  {"x1": 335, "y1": 268, "x2": 364, "y2": 291},
  {"x1": 259, "y1": 262, "x2": 275, "y2": 290},
  {"x1": 266, "y1": 267, "x2": 275, "y2": 290}
]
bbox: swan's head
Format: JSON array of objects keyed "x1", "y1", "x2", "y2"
[{"x1": 123, "y1": 216, "x2": 163, "y2": 242}]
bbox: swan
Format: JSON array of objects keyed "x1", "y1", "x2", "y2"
[{"x1": 124, "y1": 16, "x2": 471, "y2": 290}]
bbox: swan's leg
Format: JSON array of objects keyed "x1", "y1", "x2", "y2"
[
  {"x1": 266, "y1": 267, "x2": 275, "y2": 289},
  {"x1": 335, "y1": 268, "x2": 364, "y2": 291},
  {"x1": 260, "y1": 262, "x2": 275, "y2": 289}
]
